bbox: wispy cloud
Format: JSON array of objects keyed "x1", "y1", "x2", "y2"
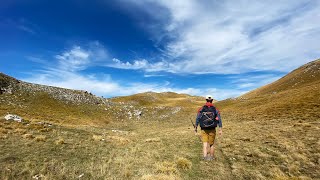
[
  {"x1": 113, "y1": 0, "x2": 320, "y2": 74},
  {"x1": 50, "y1": 0, "x2": 320, "y2": 76},
  {"x1": 25, "y1": 67, "x2": 242, "y2": 100},
  {"x1": 1, "y1": 18, "x2": 38, "y2": 34},
  {"x1": 56, "y1": 46, "x2": 90, "y2": 71},
  {"x1": 54, "y1": 41, "x2": 108, "y2": 71},
  {"x1": 23, "y1": 41, "x2": 243, "y2": 100}
]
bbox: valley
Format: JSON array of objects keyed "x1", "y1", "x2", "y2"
[{"x1": 0, "y1": 59, "x2": 319, "y2": 179}]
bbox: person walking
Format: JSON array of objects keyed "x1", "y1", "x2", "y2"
[{"x1": 195, "y1": 95, "x2": 222, "y2": 161}]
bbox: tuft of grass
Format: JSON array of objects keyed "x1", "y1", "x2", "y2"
[
  {"x1": 176, "y1": 157, "x2": 192, "y2": 170},
  {"x1": 22, "y1": 133, "x2": 34, "y2": 139},
  {"x1": 14, "y1": 128, "x2": 27, "y2": 134},
  {"x1": 155, "y1": 161, "x2": 178, "y2": 175},
  {"x1": 145, "y1": 137, "x2": 161, "y2": 143},
  {"x1": 39, "y1": 128, "x2": 51, "y2": 133},
  {"x1": 107, "y1": 135, "x2": 130, "y2": 145},
  {"x1": 92, "y1": 135, "x2": 104, "y2": 141},
  {"x1": 34, "y1": 135, "x2": 46, "y2": 142},
  {"x1": 0, "y1": 127, "x2": 8, "y2": 134},
  {"x1": 141, "y1": 174, "x2": 181, "y2": 180},
  {"x1": 55, "y1": 137, "x2": 65, "y2": 145}
]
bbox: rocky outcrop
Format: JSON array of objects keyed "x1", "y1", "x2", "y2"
[
  {"x1": 18, "y1": 82, "x2": 108, "y2": 105},
  {"x1": 0, "y1": 72, "x2": 108, "y2": 105}
]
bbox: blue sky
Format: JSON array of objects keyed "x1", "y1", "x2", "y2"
[{"x1": 1, "y1": 0, "x2": 319, "y2": 100}]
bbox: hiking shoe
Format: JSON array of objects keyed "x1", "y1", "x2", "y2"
[{"x1": 206, "y1": 156, "x2": 215, "y2": 161}]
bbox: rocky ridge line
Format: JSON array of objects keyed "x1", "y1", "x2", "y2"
[{"x1": 0, "y1": 72, "x2": 108, "y2": 105}]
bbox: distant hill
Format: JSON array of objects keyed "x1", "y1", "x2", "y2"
[
  {"x1": 217, "y1": 59, "x2": 320, "y2": 120},
  {"x1": 0, "y1": 73, "x2": 205, "y2": 125},
  {"x1": 110, "y1": 91, "x2": 206, "y2": 108}
]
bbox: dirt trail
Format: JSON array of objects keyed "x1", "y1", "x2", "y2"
[
  {"x1": 188, "y1": 127, "x2": 235, "y2": 180},
  {"x1": 131, "y1": 119, "x2": 236, "y2": 180}
]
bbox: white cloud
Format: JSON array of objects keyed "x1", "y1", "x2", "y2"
[
  {"x1": 55, "y1": 42, "x2": 108, "y2": 71},
  {"x1": 56, "y1": 46, "x2": 90, "y2": 71},
  {"x1": 144, "y1": 74, "x2": 166, "y2": 78},
  {"x1": 24, "y1": 68, "x2": 242, "y2": 100},
  {"x1": 23, "y1": 40, "x2": 279, "y2": 100},
  {"x1": 110, "y1": 58, "x2": 174, "y2": 72},
  {"x1": 118, "y1": 0, "x2": 320, "y2": 74}
]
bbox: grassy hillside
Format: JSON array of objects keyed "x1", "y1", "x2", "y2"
[
  {"x1": 217, "y1": 59, "x2": 320, "y2": 120},
  {"x1": 0, "y1": 74, "x2": 214, "y2": 179},
  {"x1": 0, "y1": 73, "x2": 110, "y2": 126},
  {"x1": 215, "y1": 59, "x2": 320, "y2": 179},
  {"x1": 0, "y1": 59, "x2": 319, "y2": 179}
]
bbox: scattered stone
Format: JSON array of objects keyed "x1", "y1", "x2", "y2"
[
  {"x1": 78, "y1": 173, "x2": 85, "y2": 178},
  {"x1": 4, "y1": 114, "x2": 23, "y2": 122},
  {"x1": 37, "y1": 121, "x2": 53, "y2": 127},
  {"x1": 32, "y1": 174, "x2": 44, "y2": 180}
]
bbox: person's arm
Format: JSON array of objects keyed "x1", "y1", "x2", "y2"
[
  {"x1": 195, "y1": 107, "x2": 202, "y2": 132},
  {"x1": 216, "y1": 109, "x2": 223, "y2": 135},
  {"x1": 195, "y1": 113, "x2": 200, "y2": 132}
]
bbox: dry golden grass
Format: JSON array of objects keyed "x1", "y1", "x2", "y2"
[
  {"x1": 0, "y1": 59, "x2": 319, "y2": 179},
  {"x1": 0, "y1": 127, "x2": 8, "y2": 134},
  {"x1": 55, "y1": 137, "x2": 65, "y2": 145},
  {"x1": 22, "y1": 133, "x2": 34, "y2": 139},
  {"x1": 176, "y1": 157, "x2": 192, "y2": 170},
  {"x1": 141, "y1": 174, "x2": 182, "y2": 180},
  {"x1": 107, "y1": 135, "x2": 130, "y2": 145},
  {"x1": 145, "y1": 137, "x2": 161, "y2": 142},
  {"x1": 92, "y1": 134, "x2": 104, "y2": 141},
  {"x1": 34, "y1": 135, "x2": 46, "y2": 142},
  {"x1": 14, "y1": 128, "x2": 27, "y2": 134},
  {"x1": 155, "y1": 161, "x2": 178, "y2": 175}
]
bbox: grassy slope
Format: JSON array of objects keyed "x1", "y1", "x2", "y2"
[
  {"x1": 1, "y1": 59, "x2": 320, "y2": 179},
  {"x1": 215, "y1": 59, "x2": 320, "y2": 179},
  {"x1": 0, "y1": 91, "x2": 110, "y2": 126},
  {"x1": 1, "y1": 107, "x2": 234, "y2": 180},
  {"x1": 1, "y1": 75, "x2": 216, "y2": 179}
]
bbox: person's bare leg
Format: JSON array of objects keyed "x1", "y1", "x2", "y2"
[
  {"x1": 203, "y1": 142, "x2": 208, "y2": 158},
  {"x1": 210, "y1": 144, "x2": 215, "y2": 157}
]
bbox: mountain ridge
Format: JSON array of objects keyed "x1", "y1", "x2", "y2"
[{"x1": 217, "y1": 58, "x2": 320, "y2": 121}]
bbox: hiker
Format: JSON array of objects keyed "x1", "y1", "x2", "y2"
[{"x1": 194, "y1": 95, "x2": 222, "y2": 161}]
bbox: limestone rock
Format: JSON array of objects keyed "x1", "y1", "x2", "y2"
[{"x1": 4, "y1": 114, "x2": 23, "y2": 122}]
